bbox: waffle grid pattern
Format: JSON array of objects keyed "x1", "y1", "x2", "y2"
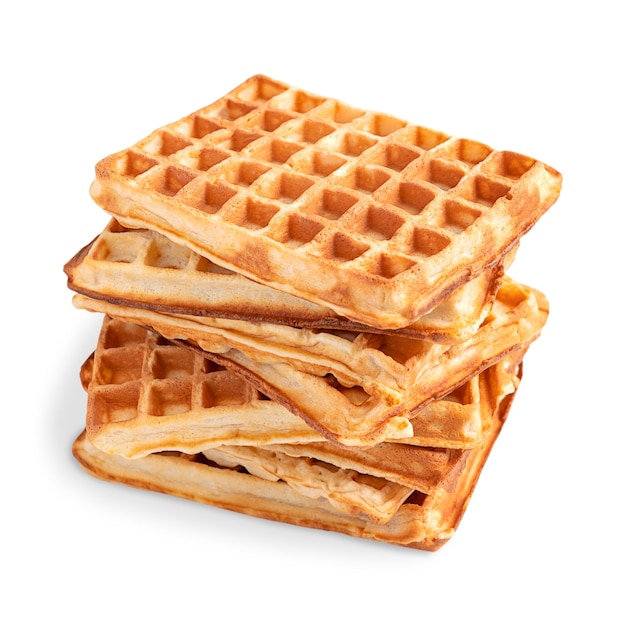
[
  {"x1": 95, "y1": 76, "x2": 555, "y2": 304},
  {"x1": 88, "y1": 317, "x2": 267, "y2": 427},
  {"x1": 91, "y1": 220, "x2": 234, "y2": 274}
]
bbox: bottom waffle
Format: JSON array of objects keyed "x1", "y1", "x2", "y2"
[
  {"x1": 73, "y1": 339, "x2": 521, "y2": 550},
  {"x1": 72, "y1": 380, "x2": 511, "y2": 551}
]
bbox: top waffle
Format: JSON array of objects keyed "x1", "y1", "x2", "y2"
[{"x1": 90, "y1": 75, "x2": 562, "y2": 329}]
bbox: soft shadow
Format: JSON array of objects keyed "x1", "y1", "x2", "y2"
[{"x1": 44, "y1": 314, "x2": 103, "y2": 479}]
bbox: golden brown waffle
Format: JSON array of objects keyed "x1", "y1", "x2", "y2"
[
  {"x1": 65, "y1": 219, "x2": 509, "y2": 344},
  {"x1": 72, "y1": 277, "x2": 547, "y2": 446},
  {"x1": 89, "y1": 74, "x2": 561, "y2": 329},
  {"x1": 81, "y1": 317, "x2": 322, "y2": 458},
  {"x1": 82, "y1": 317, "x2": 519, "y2": 459},
  {"x1": 72, "y1": 350, "x2": 518, "y2": 551}
]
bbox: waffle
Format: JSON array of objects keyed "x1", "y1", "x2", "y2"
[
  {"x1": 72, "y1": 277, "x2": 547, "y2": 446},
  {"x1": 89, "y1": 74, "x2": 561, "y2": 329},
  {"x1": 65, "y1": 219, "x2": 510, "y2": 344},
  {"x1": 80, "y1": 317, "x2": 322, "y2": 459},
  {"x1": 82, "y1": 317, "x2": 520, "y2": 459},
  {"x1": 71, "y1": 348, "x2": 518, "y2": 551}
]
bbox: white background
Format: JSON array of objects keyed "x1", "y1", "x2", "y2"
[{"x1": 2, "y1": 1, "x2": 623, "y2": 624}]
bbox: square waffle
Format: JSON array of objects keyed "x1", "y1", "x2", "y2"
[
  {"x1": 81, "y1": 317, "x2": 522, "y2": 459},
  {"x1": 89, "y1": 75, "x2": 561, "y2": 329},
  {"x1": 72, "y1": 276, "x2": 546, "y2": 446},
  {"x1": 65, "y1": 219, "x2": 510, "y2": 344}
]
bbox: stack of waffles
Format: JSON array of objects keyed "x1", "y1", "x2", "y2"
[{"x1": 65, "y1": 75, "x2": 561, "y2": 550}]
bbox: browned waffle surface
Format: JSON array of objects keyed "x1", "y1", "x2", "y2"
[{"x1": 90, "y1": 75, "x2": 561, "y2": 329}]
